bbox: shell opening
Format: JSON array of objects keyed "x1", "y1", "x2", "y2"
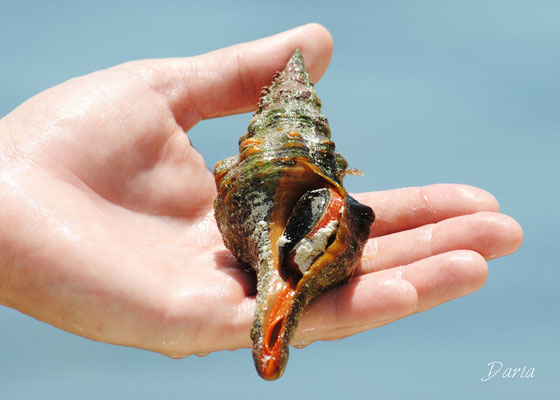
[
  {"x1": 266, "y1": 317, "x2": 284, "y2": 351},
  {"x1": 259, "y1": 277, "x2": 297, "y2": 380},
  {"x1": 278, "y1": 188, "x2": 344, "y2": 282},
  {"x1": 258, "y1": 186, "x2": 344, "y2": 380},
  {"x1": 258, "y1": 162, "x2": 347, "y2": 380}
]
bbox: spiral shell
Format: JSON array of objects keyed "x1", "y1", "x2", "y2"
[{"x1": 214, "y1": 49, "x2": 374, "y2": 380}]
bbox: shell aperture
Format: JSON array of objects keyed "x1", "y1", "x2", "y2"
[
  {"x1": 279, "y1": 188, "x2": 343, "y2": 278},
  {"x1": 213, "y1": 49, "x2": 375, "y2": 380}
]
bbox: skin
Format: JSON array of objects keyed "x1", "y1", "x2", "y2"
[{"x1": 0, "y1": 23, "x2": 523, "y2": 358}]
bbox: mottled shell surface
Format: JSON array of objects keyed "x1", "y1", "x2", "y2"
[{"x1": 213, "y1": 49, "x2": 374, "y2": 380}]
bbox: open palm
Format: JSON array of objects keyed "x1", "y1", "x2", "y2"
[{"x1": 0, "y1": 24, "x2": 522, "y2": 358}]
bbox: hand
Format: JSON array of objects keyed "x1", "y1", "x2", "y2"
[{"x1": 0, "y1": 24, "x2": 522, "y2": 358}]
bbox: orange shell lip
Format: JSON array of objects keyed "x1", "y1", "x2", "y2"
[
  {"x1": 258, "y1": 277, "x2": 297, "y2": 380},
  {"x1": 257, "y1": 182, "x2": 345, "y2": 380}
]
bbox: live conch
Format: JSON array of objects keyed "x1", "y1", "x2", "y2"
[{"x1": 213, "y1": 49, "x2": 375, "y2": 380}]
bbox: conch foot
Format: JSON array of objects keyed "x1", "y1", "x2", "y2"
[{"x1": 213, "y1": 49, "x2": 374, "y2": 380}]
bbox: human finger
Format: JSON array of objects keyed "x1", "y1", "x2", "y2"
[
  {"x1": 127, "y1": 23, "x2": 333, "y2": 130},
  {"x1": 357, "y1": 211, "x2": 523, "y2": 275},
  {"x1": 293, "y1": 250, "x2": 487, "y2": 344},
  {"x1": 396, "y1": 250, "x2": 488, "y2": 312},
  {"x1": 293, "y1": 276, "x2": 418, "y2": 345},
  {"x1": 352, "y1": 184, "x2": 500, "y2": 238}
]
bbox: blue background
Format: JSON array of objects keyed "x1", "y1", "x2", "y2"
[{"x1": 1, "y1": 1, "x2": 557, "y2": 398}]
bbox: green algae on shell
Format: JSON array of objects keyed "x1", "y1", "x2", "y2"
[{"x1": 213, "y1": 49, "x2": 374, "y2": 380}]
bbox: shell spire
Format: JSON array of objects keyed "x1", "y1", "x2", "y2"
[
  {"x1": 257, "y1": 49, "x2": 318, "y2": 112},
  {"x1": 213, "y1": 49, "x2": 375, "y2": 380}
]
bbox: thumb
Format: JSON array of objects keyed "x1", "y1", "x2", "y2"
[{"x1": 123, "y1": 23, "x2": 333, "y2": 131}]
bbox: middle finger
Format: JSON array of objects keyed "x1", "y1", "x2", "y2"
[{"x1": 356, "y1": 211, "x2": 522, "y2": 276}]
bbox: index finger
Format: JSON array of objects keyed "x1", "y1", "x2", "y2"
[{"x1": 353, "y1": 184, "x2": 500, "y2": 237}]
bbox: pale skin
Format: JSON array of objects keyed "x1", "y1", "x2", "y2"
[{"x1": 0, "y1": 24, "x2": 523, "y2": 358}]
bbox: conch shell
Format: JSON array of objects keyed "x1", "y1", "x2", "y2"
[{"x1": 213, "y1": 49, "x2": 374, "y2": 380}]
